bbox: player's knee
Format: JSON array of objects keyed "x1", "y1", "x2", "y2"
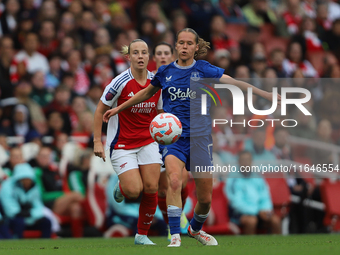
[
  {"x1": 158, "y1": 188, "x2": 167, "y2": 197},
  {"x1": 143, "y1": 182, "x2": 158, "y2": 194},
  {"x1": 197, "y1": 193, "x2": 212, "y2": 208},
  {"x1": 124, "y1": 186, "x2": 142, "y2": 199},
  {"x1": 168, "y1": 174, "x2": 182, "y2": 192}
]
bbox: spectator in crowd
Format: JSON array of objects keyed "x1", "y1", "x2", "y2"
[
  {"x1": 315, "y1": 2, "x2": 332, "y2": 37},
  {"x1": 217, "y1": 0, "x2": 247, "y2": 24},
  {"x1": 225, "y1": 150, "x2": 281, "y2": 235},
  {"x1": 68, "y1": 149, "x2": 92, "y2": 196},
  {"x1": 242, "y1": 0, "x2": 277, "y2": 27},
  {"x1": 324, "y1": 0, "x2": 340, "y2": 22},
  {"x1": 276, "y1": 0, "x2": 303, "y2": 37},
  {"x1": 77, "y1": 11, "x2": 97, "y2": 45},
  {"x1": 57, "y1": 12, "x2": 76, "y2": 40},
  {"x1": 141, "y1": 1, "x2": 170, "y2": 35},
  {"x1": 38, "y1": 20, "x2": 59, "y2": 58},
  {"x1": 37, "y1": 0, "x2": 59, "y2": 25},
  {"x1": 44, "y1": 85, "x2": 77, "y2": 135},
  {"x1": 0, "y1": 0, "x2": 20, "y2": 37},
  {"x1": 180, "y1": 0, "x2": 218, "y2": 40},
  {"x1": 65, "y1": 50, "x2": 90, "y2": 96},
  {"x1": 282, "y1": 41, "x2": 318, "y2": 77},
  {"x1": 45, "y1": 53, "x2": 62, "y2": 90},
  {"x1": 34, "y1": 146, "x2": 85, "y2": 237},
  {"x1": 111, "y1": 31, "x2": 130, "y2": 75},
  {"x1": 2, "y1": 146, "x2": 24, "y2": 178},
  {"x1": 243, "y1": 128, "x2": 277, "y2": 163},
  {"x1": 30, "y1": 71, "x2": 53, "y2": 107},
  {"x1": 93, "y1": 0, "x2": 111, "y2": 26},
  {"x1": 45, "y1": 111, "x2": 67, "y2": 138},
  {"x1": 250, "y1": 52, "x2": 268, "y2": 89},
  {"x1": 308, "y1": 119, "x2": 334, "y2": 166},
  {"x1": 51, "y1": 132, "x2": 69, "y2": 163},
  {"x1": 85, "y1": 84, "x2": 102, "y2": 114},
  {"x1": 271, "y1": 127, "x2": 292, "y2": 160},
  {"x1": 59, "y1": 36, "x2": 76, "y2": 61},
  {"x1": 269, "y1": 48, "x2": 288, "y2": 78},
  {"x1": 210, "y1": 15, "x2": 238, "y2": 51},
  {"x1": 213, "y1": 49, "x2": 231, "y2": 75},
  {"x1": 171, "y1": 10, "x2": 188, "y2": 35},
  {"x1": 239, "y1": 26, "x2": 261, "y2": 66},
  {"x1": 0, "y1": 163, "x2": 52, "y2": 239},
  {"x1": 6, "y1": 104, "x2": 39, "y2": 142},
  {"x1": 322, "y1": 19, "x2": 340, "y2": 59},
  {"x1": 10, "y1": 33, "x2": 49, "y2": 84},
  {"x1": 14, "y1": 77, "x2": 47, "y2": 135},
  {"x1": 0, "y1": 36, "x2": 15, "y2": 99}
]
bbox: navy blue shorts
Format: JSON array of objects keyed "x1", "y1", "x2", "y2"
[{"x1": 159, "y1": 135, "x2": 213, "y2": 172}]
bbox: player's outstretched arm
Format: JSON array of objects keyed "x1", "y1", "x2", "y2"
[
  {"x1": 103, "y1": 84, "x2": 160, "y2": 122},
  {"x1": 219, "y1": 74, "x2": 281, "y2": 103},
  {"x1": 93, "y1": 101, "x2": 110, "y2": 162}
]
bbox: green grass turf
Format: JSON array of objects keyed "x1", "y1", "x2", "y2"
[{"x1": 0, "y1": 234, "x2": 339, "y2": 255}]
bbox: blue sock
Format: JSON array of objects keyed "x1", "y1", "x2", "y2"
[
  {"x1": 190, "y1": 212, "x2": 209, "y2": 232},
  {"x1": 167, "y1": 205, "x2": 182, "y2": 235}
]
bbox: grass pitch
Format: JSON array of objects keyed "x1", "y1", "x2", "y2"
[{"x1": 0, "y1": 234, "x2": 339, "y2": 255}]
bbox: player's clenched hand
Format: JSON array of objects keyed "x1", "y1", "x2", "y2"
[
  {"x1": 94, "y1": 141, "x2": 106, "y2": 162},
  {"x1": 103, "y1": 108, "x2": 119, "y2": 123}
]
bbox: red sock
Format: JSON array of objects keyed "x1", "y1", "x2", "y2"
[
  {"x1": 158, "y1": 196, "x2": 168, "y2": 224},
  {"x1": 137, "y1": 192, "x2": 158, "y2": 235},
  {"x1": 181, "y1": 185, "x2": 189, "y2": 209},
  {"x1": 119, "y1": 182, "x2": 132, "y2": 199},
  {"x1": 71, "y1": 218, "x2": 83, "y2": 238}
]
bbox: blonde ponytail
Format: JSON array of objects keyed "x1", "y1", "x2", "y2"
[{"x1": 120, "y1": 39, "x2": 147, "y2": 56}]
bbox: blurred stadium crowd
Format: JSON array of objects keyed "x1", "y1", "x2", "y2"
[{"x1": 1, "y1": 0, "x2": 340, "y2": 239}]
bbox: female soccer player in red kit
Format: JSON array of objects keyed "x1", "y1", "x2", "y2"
[
  {"x1": 93, "y1": 39, "x2": 162, "y2": 245},
  {"x1": 103, "y1": 28, "x2": 279, "y2": 247}
]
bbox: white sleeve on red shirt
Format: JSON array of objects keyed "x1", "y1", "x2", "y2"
[{"x1": 100, "y1": 73, "x2": 129, "y2": 107}]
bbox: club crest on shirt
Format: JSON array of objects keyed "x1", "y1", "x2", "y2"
[
  {"x1": 190, "y1": 72, "x2": 200, "y2": 81},
  {"x1": 105, "y1": 88, "x2": 117, "y2": 101}
]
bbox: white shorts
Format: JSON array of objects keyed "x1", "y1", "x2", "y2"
[{"x1": 110, "y1": 142, "x2": 163, "y2": 175}]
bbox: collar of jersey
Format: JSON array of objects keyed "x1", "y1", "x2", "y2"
[{"x1": 174, "y1": 59, "x2": 196, "y2": 69}]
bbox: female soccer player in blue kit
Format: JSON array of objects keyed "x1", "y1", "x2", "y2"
[{"x1": 103, "y1": 28, "x2": 278, "y2": 247}]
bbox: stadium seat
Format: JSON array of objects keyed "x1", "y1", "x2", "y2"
[
  {"x1": 225, "y1": 24, "x2": 247, "y2": 42},
  {"x1": 306, "y1": 50, "x2": 326, "y2": 76},
  {"x1": 259, "y1": 24, "x2": 275, "y2": 42},
  {"x1": 23, "y1": 230, "x2": 58, "y2": 239},
  {"x1": 201, "y1": 181, "x2": 240, "y2": 235},
  {"x1": 320, "y1": 179, "x2": 340, "y2": 231},
  {"x1": 264, "y1": 37, "x2": 289, "y2": 55},
  {"x1": 265, "y1": 177, "x2": 291, "y2": 218}
]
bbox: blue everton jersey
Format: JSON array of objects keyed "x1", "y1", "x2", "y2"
[{"x1": 151, "y1": 60, "x2": 224, "y2": 137}]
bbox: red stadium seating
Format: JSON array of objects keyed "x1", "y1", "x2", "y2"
[
  {"x1": 202, "y1": 181, "x2": 240, "y2": 235},
  {"x1": 306, "y1": 50, "x2": 326, "y2": 76},
  {"x1": 225, "y1": 24, "x2": 247, "y2": 42},
  {"x1": 265, "y1": 177, "x2": 291, "y2": 218},
  {"x1": 320, "y1": 179, "x2": 340, "y2": 231},
  {"x1": 264, "y1": 37, "x2": 289, "y2": 55}
]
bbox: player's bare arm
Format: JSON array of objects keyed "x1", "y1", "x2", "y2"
[
  {"x1": 219, "y1": 74, "x2": 281, "y2": 103},
  {"x1": 93, "y1": 101, "x2": 110, "y2": 161},
  {"x1": 103, "y1": 84, "x2": 160, "y2": 122}
]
